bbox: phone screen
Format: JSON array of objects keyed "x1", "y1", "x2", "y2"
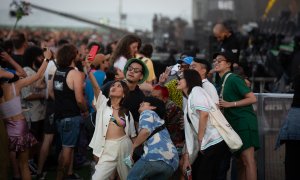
[{"x1": 87, "y1": 45, "x2": 99, "y2": 61}]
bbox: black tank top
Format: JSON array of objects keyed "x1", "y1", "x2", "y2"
[{"x1": 53, "y1": 67, "x2": 80, "y2": 119}]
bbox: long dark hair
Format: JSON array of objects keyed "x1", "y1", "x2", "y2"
[
  {"x1": 23, "y1": 45, "x2": 43, "y2": 70},
  {"x1": 110, "y1": 34, "x2": 141, "y2": 64},
  {"x1": 107, "y1": 80, "x2": 130, "y2": 117},
  {"x1": 183, "y1": 69, "x2": 202, "y2": 96}
]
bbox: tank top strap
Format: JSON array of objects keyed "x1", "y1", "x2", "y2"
[{"x1": 12, "y1": 83, "x2": 17, "y2": 97}]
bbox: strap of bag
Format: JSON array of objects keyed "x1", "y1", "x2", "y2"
[
  {"x1": 186, "y1": 101, "x2": 198, "y2": 135},
  {"x1": 220, "y1": 73, "x2": 232, "y2": 99},
  {"x1": 146, "y1": 124, "x2": 166, "y2": 140}
]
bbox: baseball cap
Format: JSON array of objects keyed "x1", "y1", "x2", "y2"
[
  {"x1": 177, "y1": 56, "x2": 193, "y2": 65},
  {"x1": 123, "y1": 58, "x2": 149, "y2": 84},
  {"x1": 213, "y1": 51, "x2": 235, "y2": 63}
]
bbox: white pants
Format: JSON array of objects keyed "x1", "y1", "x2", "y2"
[{"x1": 92, "y1": 135, "x2": 132, "y2": 180}]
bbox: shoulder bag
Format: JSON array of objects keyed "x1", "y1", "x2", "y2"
[
  {"x1": 207, "y1": 73, "x2": 243, "y2": 152},
  {"x1": 132, "y1": 124, "x2": 166, "y2": 162}
]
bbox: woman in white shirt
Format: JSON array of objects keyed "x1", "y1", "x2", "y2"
[
  {"x1": 177, "y1": 69, "x2": 228, "y2": 180},
  {"x1": 88, "y1": 71, "x2": 136, "y2": 180},
  {"x1": 110, "y1": 34, "x2": 141, "y2": 74}
]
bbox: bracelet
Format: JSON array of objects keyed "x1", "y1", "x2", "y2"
[
  {"x1": 44, "y1": 58, "x2": 50, "y2": 62},
  {"x1": 234, "y1": 102, "x2": 237, "y2": 107}
]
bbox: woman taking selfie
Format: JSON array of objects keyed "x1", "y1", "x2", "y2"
[{"x1": 88, "y1": 69, "x2": 136, "y2": 180}]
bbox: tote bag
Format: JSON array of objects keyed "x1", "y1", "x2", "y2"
[
  {"x1": 207, "y1": 103, "x2": 243, "y2": 152},
  {"x1": 203, "y1": 74, "x2": 243, "y2": 152}
]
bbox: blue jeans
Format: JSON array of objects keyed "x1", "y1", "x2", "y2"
[
  {"x1": 127, "y1": 159, "x2": 174, "y2": 180},
  {"x1": 56, "y1": 116, "x2": 81, "y2": 147}
]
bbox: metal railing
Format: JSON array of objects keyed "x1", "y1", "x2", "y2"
[{"x1": 254, "y1": 93, "x2": 293, "y2": 180}]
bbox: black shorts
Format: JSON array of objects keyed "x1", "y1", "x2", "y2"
[{"x1": 30, "y1": 120, "x2": 45, "y2": 142}]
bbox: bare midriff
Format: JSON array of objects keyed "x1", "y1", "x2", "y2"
[{"x1": 105, "y1": 122, "x2": 126, "y2": 140}]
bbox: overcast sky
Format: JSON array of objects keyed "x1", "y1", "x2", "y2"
[{"x1": 0, "y1": 0, "x2": 192, "y2": 30}]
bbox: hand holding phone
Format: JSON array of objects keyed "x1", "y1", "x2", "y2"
[
  {"x1": 123, "y1": 155, "x2": 133, "y2": 168},
  {"x1": 87, "y1": 45, "x2": 99, "y2": 62},
  {"x1": 185, "y1": 167, "x2": 192, "y2": 180}
]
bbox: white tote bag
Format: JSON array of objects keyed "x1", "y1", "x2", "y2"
[{"x1": 208, "y1": 104, "x2": 243, "y2": 152}]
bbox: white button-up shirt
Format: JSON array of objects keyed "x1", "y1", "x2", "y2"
[{"x1": 89, "y1": 91, "x2": 136, "y2": 158}]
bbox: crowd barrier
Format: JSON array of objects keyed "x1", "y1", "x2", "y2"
[{"x1": 255, "y1": 93, "x2": 293, "y2": 180}]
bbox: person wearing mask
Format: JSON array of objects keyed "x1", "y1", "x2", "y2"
[{"x1": 213, "y1": 51, "x2": 259, "y2": 180}]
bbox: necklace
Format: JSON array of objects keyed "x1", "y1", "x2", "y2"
[{"x1": 112, "y1": 106, "x2": 120, "y2": 110}]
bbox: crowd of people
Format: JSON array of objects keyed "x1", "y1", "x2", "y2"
[{"x1": 0, "y1": 21, "x2": 298, "y2": 180}]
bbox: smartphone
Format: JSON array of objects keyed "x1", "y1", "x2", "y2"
[
  {"x1": 87, "y1": 45, "x2": 99, "y2": 61},
  {"x1": 123, "y1": 155, "x2": 133, "y2": 168},
  {"x1": 185, "y1": 167, "x2": 192, "y2": 180}
]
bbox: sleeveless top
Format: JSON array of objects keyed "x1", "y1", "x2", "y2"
[
  {"x1": 53, "y1": 67, "x2": 80, "y2": 119},
  {"x1": 0, "y1": 83, "x2": 23, "y2": 119}
]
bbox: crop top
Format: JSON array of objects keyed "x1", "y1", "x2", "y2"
[
  {"x1": 0, "y1": 83, "x2": 23, "y2": 119},
  {"x1": 110, "y1": 115, "x2": 126, "y2": 127}
]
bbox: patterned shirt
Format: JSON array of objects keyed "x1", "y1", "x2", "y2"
[
  {"x1": 139, "y1": 110, "x2": 179, "y2": 170},
  {"x1": 165, "y1": 100, "x2": 184, "y2": 147},
  {"x1": 21, "y1": 67, "x2": 46, "y2": 122},
  {"x1": 165, "y1": 79, "x2": 183, "y2": 109}
]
